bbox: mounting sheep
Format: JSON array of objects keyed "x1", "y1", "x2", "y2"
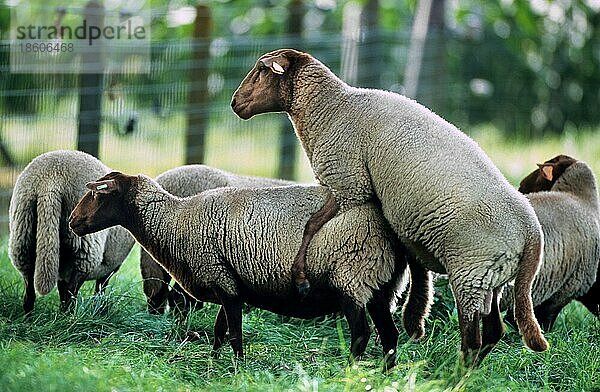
[
  {"x1": 231, "y1": 48, "x2": 548, "y2": 361},
  {"x1": 501, "y1": 155, "x2": 600, "y2": 329},
  {"x1": 69, "y1": 171, "x2": 428, "y2": 369},
  {"x1": 8, "y1": 150, "x2": 134, "y2": 313}
]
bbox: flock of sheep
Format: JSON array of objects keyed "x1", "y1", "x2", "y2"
[{"x1": 8, "y1": 49, "x2": 600, "y2": 370}]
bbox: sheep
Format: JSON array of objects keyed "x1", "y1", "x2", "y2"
[
  {"x1": 8, "y1": 150, "x2": 134, "y2": 313},
  {"x1": 142, "y1": 164, "x2": 293, "y2": 314},
  {"x1": 501, "y1": 155, "x2": 600, "y2": 330},
  {"x1": 231, "y1": 48, "x2": 548, "y2": 361},
  {"x1": 69, "y1": 171, "x2": 426, "y2": 368}
]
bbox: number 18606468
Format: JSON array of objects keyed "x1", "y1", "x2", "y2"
[{"x1": 19, "y1": 42, "x2": 74, "y2": 53}]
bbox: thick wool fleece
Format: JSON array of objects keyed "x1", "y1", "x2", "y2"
[
  {"x1": 140, "y1": 164, "x2": 294, "y2": 302},
  {"x1": 8, "y1": 150, "x2": 131, "y2": 295},
  {"x1": 128, "y1": 176, "x2": 401, "y2": 309},
  {"x1": 502, "y1": 161, "x2": 600, "y2": 313}
]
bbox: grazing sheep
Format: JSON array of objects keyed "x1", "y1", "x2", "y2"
[
  {"x1": 142, "y1": 164, "x2": 293, "y2": 314},
  {"x1": 70, "y1": 171, "x2": 421, "y2": 368},
  {"x1": 501, "y1": 155, "x2": 600, "y2": 329},
  {"x1": 8, "y1": 150, "x2": 133, "y2": 312},
  {"x1": 231, "y1": 48, "x2": 548, "y2": 360}
]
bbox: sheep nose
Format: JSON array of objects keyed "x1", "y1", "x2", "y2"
[{"x1": 231, "y1": 98, "x2": 237, "y2": 108}]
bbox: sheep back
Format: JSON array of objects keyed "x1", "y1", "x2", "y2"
[
  {"x1": 9, "y1": 150, "x2": 110, "y2": 294},
  {"x1": 206, "y1": 184, "x2": 398, "y2": 307}
]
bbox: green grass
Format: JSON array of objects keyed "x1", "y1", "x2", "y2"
[
  {"x1": 1, "y1": 124, "x2": 599, "y2": 390},
  {"x1": 0, "y1": 237, "x2": 598, "y2": 392}
]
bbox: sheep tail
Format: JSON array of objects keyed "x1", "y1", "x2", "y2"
[
  {"x1": 514, "y1": 227, "x2": 549, "y2": 352},
  {"x1": 33, "y1": 193, "x2": 62, "y2": 295}
]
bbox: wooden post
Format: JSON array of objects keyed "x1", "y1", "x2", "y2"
[
  {"x1": 404, "y1": 0, "x2": 446, "y2": 112},
  {"x1": 277, "y1": 0, "x2": 303, "y2": 180},
  {"x1": 357, "y1": 0, "x2": 381, "y2": 88},
  {"x1": 185, "y1": 5, "x2": 211, "y2": 164},
  {"x1": 77, "y1": 0, "x2": 104, "y2": 157}
]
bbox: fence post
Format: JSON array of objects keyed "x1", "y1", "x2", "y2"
[
  {"x1": 185, "y1": 5, "x2": 211, "y2": 165},
  {"x1": 77, "y1": 0, "x2": 104, "y2": 157},
  {"x1": 277, "y1": 0, "x2": 303, "y2": 180},
  {"x1": 357, "y1": 0, "x2": 381, "y2": 88}
]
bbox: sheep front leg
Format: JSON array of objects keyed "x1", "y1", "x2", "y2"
[
  {"x1": 341, "y1": 298, "x2": 370, "y2": 360},
  {"x1": 95, "y1": 266, "x2": 120, "y2": 294},
  {"x1": 577, "y1": 281, "x2": 599, "y2": 318},
  {"x1": 291, "y1": 194, "x2": 339, "y2": 295},
  {"x1": 169, "y1": 282, "x2": 203, "y2": 317},
  {"x1": 533, "y1": 298, "x2": 567, "y2": 332},
  {"x1": 141, "y1": 251, "x2": 172, "y2": 314},
  {"x1": 216, "y1": 291, "x2": 244, "y2": 358},
  {"x1": 59, "y1": 269, "x2": 88, "y2": 312},
  {"x1": 367, "y1": 293, "x2": 399, "y2": 371}
]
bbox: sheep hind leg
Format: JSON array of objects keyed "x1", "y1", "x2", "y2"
[
  {"x1": 342, "y1": 298, "x2": 370, "y2": 360},
  {"x1": 291, "y1": 195, "x2": 339, "y2": 296},
  {"x1": 479, "y1": 289, "x2": 505, "y2": 361},
  {"x1": 216, "y1": 290, "x2": 244, "y2": 358},
  {"x1": 23, "y1": 270, "x2": 36, "y2": 315},
  {"x1": 211, "y1": 306, "x2": 228, "y2": 358},
  {"x1": 367, "y1": 293, "x2": 399, "y2": 371},
  {"x1": 456, "y1": 302, "x2": 482, "y2": 367},
  {"x1": 403, "y1": 261, "x2": 432, "y2": 340}
]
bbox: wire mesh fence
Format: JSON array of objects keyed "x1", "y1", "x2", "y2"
[{"x1": 1, "y1": 2, "x2": 599, "y2": 234}]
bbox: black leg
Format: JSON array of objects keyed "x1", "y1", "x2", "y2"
[
  {"x1": 402, "y1": 262, "x2": 431, "y2": 340},
  {"x1": 342, "y1": 298, "x2": 370, "y2": 359},
  {"x1": 59, "y1": 269, "x2": 87, "y2": 312},
  {"x1": 211, "y1": 306, "x2": 228, "y2": 358},
  {"x1": 215, "y1": 290, "x2": 244, "y2": 358},
  {"x1": 23, "y1": 270, "x2": 36, "y2": 315},
  {"x1": 534, "y1": 299, "x2": 565, "y2": 332},
  {"x1": 367, "y1": 293, "x2": 399, "y2": 371},
  {"x1": 141, "y1": 252, "x2": 172, "y2": 314},
  {"x1": 577, "y1": 280, "x2": 599, "y2": 318},
  {"x1": 457, "y1": 303, "x2": 482, "y2": 367},
  {"x1": 168, "y1": 283, "x2": 204, "y2": 317},
  {"x1": 479, "y1": 289, "x2": 505, "y2": 361},
  {"x1": 95, "y1": 266, "x2": 120, "y2": 294}
]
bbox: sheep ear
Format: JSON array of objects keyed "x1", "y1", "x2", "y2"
[
  {"x1": 539, "y1": 165, "x2": 554, "y2": 181},
  {"x1": 260, "y1": 55, "x2": 289, "y2": 75},
  {"x1": 86, "y1": 179, "x2": 119, "y2": 194}
]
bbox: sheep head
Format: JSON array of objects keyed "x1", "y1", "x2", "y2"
[
  {"x1": 518, "y1": 154, "x2": 577, "y2": 194},
  {"x1": 231, "y1": 48, "x2": 312, "y2": 119},
  {"x1": 69, "y1": 171, "x2": 135, "y2": 236}
]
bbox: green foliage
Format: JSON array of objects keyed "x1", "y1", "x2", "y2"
[
  {"x1": 448, "y1": 0, "x2": 600, "y2": 135},
  {"x1": 0, "y1": 237, "x2": 598, "y2": 391}
]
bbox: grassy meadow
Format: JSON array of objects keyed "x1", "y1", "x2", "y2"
[{"x1": 0, "y1": 127, "x2": 599, "y2": 391}]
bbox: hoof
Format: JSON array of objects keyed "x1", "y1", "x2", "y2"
[{"x1": 297, "y1": 280, "x2": 311, "y2": 296}]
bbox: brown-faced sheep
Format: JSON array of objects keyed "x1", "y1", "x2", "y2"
[
  {"x1": 231, "y1": 48, "x2": 548, "y2": 361},
  {"x1": 70, "y1": 172, "x2": 422, "y2": 369}
]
